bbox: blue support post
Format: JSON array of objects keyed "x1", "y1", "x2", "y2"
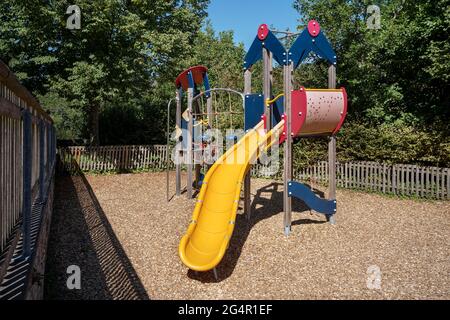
[
  {"x1": 203, "y1": 73, "x2": 211, "y2": 98},
  {"x1": 187, "y1": 71, "x2": 195, "y2": 90},
  {"x1": 21, "y1": 109, "x2": 32, "y2": 259}
]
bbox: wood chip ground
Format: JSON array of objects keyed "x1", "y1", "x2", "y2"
[{"x1": 45, "y1": 172, "x2": 450, "y2": 300}]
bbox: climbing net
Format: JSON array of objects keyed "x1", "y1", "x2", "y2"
[{"x1": 190, "y1": 88, "x2": 245, "y2": 165}]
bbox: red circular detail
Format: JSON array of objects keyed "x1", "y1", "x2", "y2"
[
  {"x1": 258, "y1": 24, "x2": 269, "y2": 41},
  {"x1": 307, "y1": 20, "x2": 320, "y2": 37}
]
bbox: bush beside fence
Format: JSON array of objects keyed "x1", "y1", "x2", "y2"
[{"x1": 58, "y1": 145, "x2": 449, "y2": 200}]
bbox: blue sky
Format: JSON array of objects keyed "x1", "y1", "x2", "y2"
[{"x1": 207, "y1": 0, "x2": 301, "y2": 49}]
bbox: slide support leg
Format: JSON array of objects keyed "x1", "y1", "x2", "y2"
[
  {"x1": 328, "y1": 65, "x2": 337, "y2": 224},
  {"x1": 328, "y1": 136, "x2": 337, "y2": 224},
  {"x1": 283, "y1": 62, "x2": 293, "y2": 236},
  {"x1": 244, "y1": 69, "x2": 253, "y2": 221}
]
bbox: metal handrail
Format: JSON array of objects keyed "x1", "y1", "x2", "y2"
[{"x1": 192, "y1": 88, "x2": 245, "y2": 108}]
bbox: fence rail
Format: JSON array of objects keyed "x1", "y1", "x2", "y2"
[
  {"x1": 58, "y1": 145, "x2": 449, "y2": 200},
  {"x1": 0, "y1": 60, "x2": 56, "y2": 299}
]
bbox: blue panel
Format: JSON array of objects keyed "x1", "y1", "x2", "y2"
[
  {"x1": 244, "y1": 30, "x2": 287, "y2": 70},
  {"x1": 245, "y1": 94, "x2": 265, "y2": 131},
  {"x1": 264, "y1": 31, "x2": 287, "y2": 66},
  {"x1": 182, "y1": 117, "x2": 203, "y2": 150},
  {"x1": 203, "y1": 73, "x2": 211, "y2": 98},
  {"x1": 187, "y1": 71, "x2": 195, "y2": 89},
  {"x1": 244, "y1": 37, "x2": 263, "y2": 70},
  {"x1": 288, "y1": 181, "x2": 336, "y2": 216},
  {"x1": 181, "y1": 118, "x2": 188, "y2": 150},
  {"x1": 198, "y1": 173, "x2": 205, "y2": 186},
  {"x1": 289, "y1": 29, "x2": 337, "y2": 69},
  {"x1": 289, "y1": 29, "x2": 312, "y2": 69},
  {"x1": 271, "y1": 96, "x2": 284, "y2": 127},
  {"x1": 312, "y1": 32, "x2": 337, "y2": 65}
]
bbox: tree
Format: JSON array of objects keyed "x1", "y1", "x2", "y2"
[
  {"x1": 292, "y1": 0, "x2": 450, "y2": 166},
  {"x1": 0, "y1": 0, "x2": 209, "y2": 145}
]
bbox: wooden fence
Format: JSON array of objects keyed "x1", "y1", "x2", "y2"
[
  {"x1": 58, "y1": 145, "x2": 450, "y2": 200},
  {"x1": 0, "y1": 60, "x2": 56, "y2": 300},
  {"x1": 58, "y1": 145, "x2": 170, "y2": 172},
  {"x1": 294, "y1": 161, "x2": 449, "y2": 200}
]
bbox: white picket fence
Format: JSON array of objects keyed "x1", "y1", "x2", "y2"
[{"x1": 58, "y1": 145, "x2": 450, "y2": 200}]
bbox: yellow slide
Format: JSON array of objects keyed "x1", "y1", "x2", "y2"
[{"x1": 179, "y1": 120, "x2": 285, "y2": 271}]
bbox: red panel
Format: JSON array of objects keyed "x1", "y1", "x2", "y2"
[
  {"x1": 262, "y1": 114, "x2": 267, "y2": 130},
  {"x1": 175, "y1": 65, "x2": 208, "y2": 91},
  {"x1": 291, "y1": 87, "x2": 308, "y2": 138},
  {"x1": 332, "y1": 87, "x2": 348, "y2": 134},
  {"x1": 258, "y1": 24, "x2": 269, "y2": 41},
  {"x1": 307, "y1": 20, "x2": 321, "y2": 38}
]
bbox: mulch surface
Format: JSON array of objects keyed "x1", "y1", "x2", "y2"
[{"x1": 45, "y1": 172, "x2": 450, "y2": 299}]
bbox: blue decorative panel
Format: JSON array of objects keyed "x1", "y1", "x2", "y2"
[
  {"x1": 271, "y1": 96, "x2": 284, "y2": 128},
  {"x1": 245, "y1": 94, "x2": 265, "y2": 131}
]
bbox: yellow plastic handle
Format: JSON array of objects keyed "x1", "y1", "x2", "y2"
[{"x1": 266, "y1": 93, "x2": 284, "y2": 107}]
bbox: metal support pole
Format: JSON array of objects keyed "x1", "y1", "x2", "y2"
[
  {"x1": 166, "y1": 99, "x2": 173, "y2": 202},
  {"x1": 328, "y1": 136, "x2": 337, "y2": 224},
  {"x1": 244, "y1": 69, "x2": 252, "y2": 219},
  {"x1": 187, "y1": 85, "x2": 194, "y2": 199},
  {"x1": 328, "y1": 64, "x2": 337, "y2": 225},
  {"x1": 205, "y1": 90, "x2": 213, "y2": 174},
  {"x1": 206, "y1": 92, "x2": 213, "y2": 128},
  {"x1": 176, "y1": 89, "x2": 182, "y2": 196},
  {"x1": 21, "y1": 109, "x2": 32, "y2": 259},
  {"x1": 283, "y1": 63, "x2": 293, "y2": 236},
  {"x1": 39, "y1": 120, "x2": 45, "y2": 202}
]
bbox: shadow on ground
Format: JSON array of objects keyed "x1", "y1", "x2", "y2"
[
  {"x1": 187, "y1": 182, "x2": 327, "y2": 283},
  {"x1": 44, "y1": 168, "x2": 149, "y2": 300}
]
